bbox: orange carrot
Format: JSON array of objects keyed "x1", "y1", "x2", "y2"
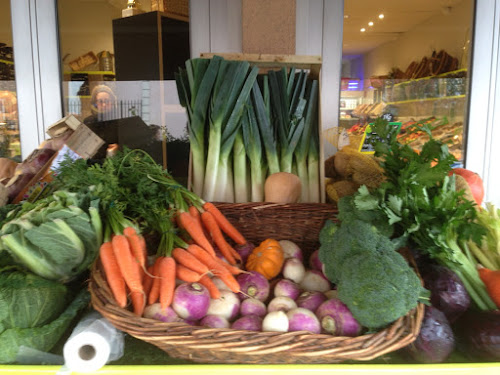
[
  {"x1": 178, "y1": 211, "x2": 216, "y2": 256},
  {"x1": 203, "y1": 202, "x2": 246, "y2": 245},
  {"x1": 215, "y1": 257, "x2": 246, "y2": 275},
  {"x1": 172, "y1": 247, "x2": 210, "y2": 275},
  {"x1": 148, "y1": 257, "x2": 162, "y2": 305},
  {"x1": 190, "y1": 205, "x2": 212, "y2": 242},
  {"x1": 201, "y1": 211, "x2": 238, "y2": 265},
  {"x1": 112, "y1": 234, "x2": 143, "y2": 294},
  {"x1": 99, "y1": 241, "x2": 127, "y2": 308},
  {"x1": 176, "y1": 264, "x2": 203, "y2": 283},
  {"x1": 478, "y1": 267, "x2": 500, "y2": 308},
  {"x1": 123, "y1": 226, "x2": 137, "y2": 237},
  {"x1": 199, "y1": 275, "x2": 221, "y2": 299},
  {"x1": 159, "y1": 256, "x2": 176, "y2": 310},
  {"x1": 143, "y1": 265, "x2": 155, "y2": 296},
  {"x1": 213, "y1": 269, "x2": 241, "y2": 294},
  {"x1": 186, "y1": 244, "x2": 227, "y2": 275},
  {"x1": 130, "y1": 290, "x2": 146, "y2": 316},
  {"x1": 125, "y1": 232, "x2": 147, "y2": 279}
]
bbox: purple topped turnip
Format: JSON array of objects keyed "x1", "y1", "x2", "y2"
[
  {"x1": 240, "y1": 298, "x2": 267, "y2": 317},
  {"x1": 207, "y1": 290, "x2": 241, "y2": 321},
  {"x1": 267, "y1": 296, "x2": 297, "y2": 312},
  {"x1": 143, "y1": 304, "x2": 183, "y2": 323},
  {"x1": 274, "y1": 279, "x2": 301, "y2": 300},
  {"x1": 300, "y1": 270, "x2": 331, "y2": 292},
  {"x1": 172, "y1": 282, "x2": 210, "y2": 320},
  {"x1": 296, "y1": 291, "x2": 327, "y2": 312},
  {"x1": 200, "y1": 315, "x2": 231, "y2": 329},
  {"x1": 309, "y1": 249, "x2": 323, "y2": 271},
  {"x1": 316, "y1": 298, "x2": 361, "y2": 337},
  {"x1": 231, "y1": 315, "x2": 263, "y2": 331},
  {"x1": 286, "y1": 308, "x2": 321, "y2": 334},
  {"x1": 234, "y1": 242, "x2": 256, "y2": 264},
  {"x1": 262, "y1": 311, "x2": 289, "y2": 332},
  {"x1": 278, "y1": 240, "x2": 303, "y2": 261},
  {"x1": 282, "y1": 258, "x2": 306, "y2": 284},
  {"x1": 236, "y1": 271, "x2": 270, "y2": 301}
]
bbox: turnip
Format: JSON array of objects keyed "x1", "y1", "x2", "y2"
[
  {"x1": 206, "y1": 290, "x2": 240, "y2": 321},
  {"x1": 274, "y1": 279, "x2": 301, "y2": 300},
  {"x1": 279, "y1": 240, "x2": 303, "y2": 261},
  {"x1": 240, "y1": 298, "x2": 267, "y2": 317},
  {"x1": 300, "y1": 269, "x2": 331, "y2": 292},
  {"x1": 316, "y1": 298, "x2": 362, "y2": 337},
  {"x1": 309, "y1": 249, "x2": 323, "y2": 271},
  {"x1": 231, "y1": 315, "x2": 263, "y2": 331},
  {"x1": 172, "y1": 282, "x2": 210, "y2": 320},
  {"x1": 262, "y1": 311, "x2": 289, "y2": 332},
  {"x1": 143, "y1": 304, "x2": 183, "y2": 323},
  {"x1": 267, "y1": 296, "x2": 297, "y2": 312},
  {"x1": 234, "y1": 242, "x2": 256, "y2": 264},
  {"x1": 286, "y1": 308, "x2": 321, "y2": 334},
  {"x1": 282, "y1": 258, "x2": 306, "y2": 284},
  {"x1": 200, "y1": 315, "x2": 230, "y2": 329},
  {"x1": 236, "y1": 271, "x2": 270, "y2": 301},
  {"x1": 296, "y1": 291, "x2": 327, "y2": 312}
]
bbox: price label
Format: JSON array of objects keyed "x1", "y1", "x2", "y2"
[
  {"x1": 381, "y1": 113, "x2": 395, "y2": 122},
  {"x1": 359, "y1": 122, "x2": 402, "y2": 154}
]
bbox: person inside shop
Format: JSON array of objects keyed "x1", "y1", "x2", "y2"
[{"x1": 84, "y1": 84, "x2": 117, "y2": 126}]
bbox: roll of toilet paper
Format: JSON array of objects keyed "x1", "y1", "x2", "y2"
[{"x1": 63, "y1": 311, "x2": 124, "y2": 373}]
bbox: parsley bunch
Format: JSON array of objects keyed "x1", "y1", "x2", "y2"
[{"x1": 352, "y1": 118, "x2": 496, "y2": 310}]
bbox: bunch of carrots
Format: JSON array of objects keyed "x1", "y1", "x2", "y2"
[{"x1": 99, "y1": 201, "x2": 248, "y2": 316}]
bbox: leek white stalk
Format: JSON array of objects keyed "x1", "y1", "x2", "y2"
[
  {"x1": 233, "y1": 129, "x2": 248, "y2": 203},
  {"x1": 308, "y1": 134, "x2": 320, "y2": 203},
  {"x1": 242, "y1": 102, "x2": 265, "y2": 202},
  {"x1": 211, "y1": 65, "x2": 260, "y2": 202}
]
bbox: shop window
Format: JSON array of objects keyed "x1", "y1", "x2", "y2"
[
  {"x1": 57, "y1": 0, "x2": 190, "y2": 184},
  {"x1": 0, "y1": 0, "x2": 21, "y2": 162},
  {"x1": 338, "y1": 0, "x2": 473, "y2": 165}
]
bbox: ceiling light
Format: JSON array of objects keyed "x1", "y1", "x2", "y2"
[
  {"x1": 360, "y1": 28, "x2": 366, "y2": 32},
  {"x1": 378, "y1": 14, "x2": 385, "y2": 19},
  {"x1": 368, "y1": 21, "x2": 374, "y2": 26}
]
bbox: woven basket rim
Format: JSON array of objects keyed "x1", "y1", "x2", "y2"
[{"x1": 89, "y1": 202, "x2": 425, "y2": 364}]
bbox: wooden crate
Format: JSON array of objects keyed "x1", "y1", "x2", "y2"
[{"x1": 191, "y1": 53, "x2": 325, "y2": 203}]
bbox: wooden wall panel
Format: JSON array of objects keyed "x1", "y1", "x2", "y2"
[{"x1": 242, "y1": 0, "x2": 296, "y2": 54}]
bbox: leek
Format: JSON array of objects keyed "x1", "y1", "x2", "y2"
[
  {"x1": 252, "y1": 81, "x2": 280, "y2": 175},
  {"x1": 307, "y1": 113, "x2": 321, "y2": 203},
  {"x1": 295, "y1": 80, "x2": 319, "y2": 202},
  {"x1": 206, "y1": 63, "x2": 259, "y2": 202},
  {"x1": 233, "y1": 128, "x2": 248, "y2": 202},
  {"x1": 242, "y1": 103, "x2": 265, "y2": 201},
  {"x1": 175, "y1": 57, "x2": 221, "y2": 196}
]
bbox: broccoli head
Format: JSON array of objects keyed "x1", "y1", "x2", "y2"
[
  {"x1": 337, "y1": 250, "x2": 425, "y2": 330},
  {"x1": 319, "y1": 218, "x2": 397, "y2": 284}
]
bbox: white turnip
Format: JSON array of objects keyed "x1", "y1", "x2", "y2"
[
  {"x1": 267, "y1": 296, "x2": 297, "y2": 312},
  {"x1": 282, "y1": 258, "x2": 306, "y2": 284},
  {"x1": 262, "y1": 311, "x2": 289, "y2": 332},
  {"x1": 278, "y1": 240, "x2": 303, "y2": 261},
  {"x1": 206, "y1": 290, "x2": 240, "y2": 321}
]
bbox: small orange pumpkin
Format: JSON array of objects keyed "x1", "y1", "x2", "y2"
[{"x1": 245, "y1": 239, "x2": 284, "y2": 280}]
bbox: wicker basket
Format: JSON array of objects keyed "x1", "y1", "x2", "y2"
[{"x1": 89, "y1": 202, "x2": 424, "y2": 364}]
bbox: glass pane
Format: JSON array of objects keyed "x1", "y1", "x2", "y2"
[
  {"x1": 0, "y1": 0, "x2": 21, "y2": 161},
  {"x1": 339, "y1": 0, "x2": 473, "y2": 164},
  {"x1": 58, "y1": 0, "x2": 190, "y2": 185}
]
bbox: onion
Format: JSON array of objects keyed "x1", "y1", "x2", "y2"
[
  {"x1": 240, "y1": 298, "x2": 267, "y2": 317},
  {"x1": 262, "y1": 311, "x2": 289, "y2": 332},
  {"x1": 234, "y1": 242, "x2": 256, "y2": 264},
  {"x1": 296, "y1": 291, "x2": 327, "y2": 312},
  {"x1": 309, "y1": 249, "x2": 323, "y2": 271},
  {"x1": 172, "y1": 282, "x2": 210, "y2": 320},
  {"x1": 236, "y1": 271, "x2": 270, "y2": 302},
  {"x1": 282, "y1": 258, "x2": 306, "y2": 284},
  {"x1": 299, "y1": 269, "x2": 331, "y2": 292},
  {"x1": 278, "y1": 240, "x2": 303, "y2": 261},
  {"x1": 200, "y1": 315, "x2": 230, "y2": 329},
  {"x1": 143, "y1": 304, "x2": 183, "y2": 323},
  {"x1": 231, "y1": 315, "x2": 263, "y2": 331},
  {"x1": 274, "y1": 279, "x2": 301, "y2": 300},
  {"x1": 286, "y1": 308, "x2": 321, "y2": 334},
  {"x1": 206, "y1": 290, "x2": 241, "y2": 321},
  {"x1": 267, "y1": 296, "x2": 297, "y2": 312},
  {"x1": 316, "y1": 298, "x2": 361, "y2": 336}
]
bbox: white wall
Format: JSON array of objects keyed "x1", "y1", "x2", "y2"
[{"x1": 364, "y1": 0, "x2": 473, "y2": 78}]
